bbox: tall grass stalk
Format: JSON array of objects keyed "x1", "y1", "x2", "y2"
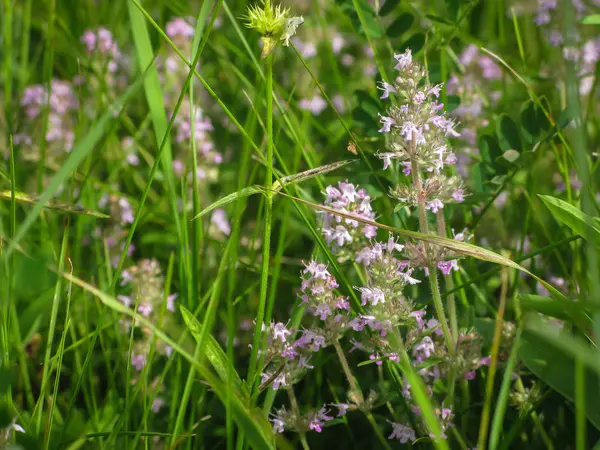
[{"x1": 248, "y1": 49, "x2": 275, "y2": 387}]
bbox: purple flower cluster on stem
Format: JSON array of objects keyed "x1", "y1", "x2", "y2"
[{"x1": 319, "y1": 180, "x2": 377, "y2": 261}]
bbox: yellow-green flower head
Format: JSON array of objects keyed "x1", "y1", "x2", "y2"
[
  {"x1": 242, "y1": 1, "x2": 303, "y2": 59},
  {"x1": 243, "y1": 1, "x2": 290, "y2": 36}
]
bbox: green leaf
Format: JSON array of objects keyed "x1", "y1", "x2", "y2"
[
  {"x1": 444, "y1": 0, "x2": 461, "y2": 20},
  {"x1": 272, "y1": 160, "x2": 356, "y2": 191},
  {"x1": 520, "y1": 100, "x2": 550, "y2": 145},
  {"x1": 479, "y1": 134, "x2": 503, "y2": 164},
  {"x1": 471, "y1": 162, "x2": 485, "y2": 193},
  {"x1": 520, "y1": 325, "x2": 600, "y2": 431},
  {"x1": 128, "y1": 1, "x2": 180, "y2": 235},
  {"x1": 502, "y1": 150, "x2": 520, "y2": 164},
  {"x1": 447, "y1": 95, "x2": 461, "y2": 112},
  {"x1": 539, "y1": 195, "x2": 600, "y2": 248},
  {"x1": 62, "y1": 272, "x2": 275, "y2": 449},
  {"x1": 582, "y1": 14, "x2": 600, "y2": 24},
  {"x1": 495, "y1": 113, "x2": 522, "y2": 151},
  {"x1": 557, "y1": 106, "x2": 576, "y2": 130},
  {"x1": 338, "y1": 0, "x2": 383, "y2": 38},
  {"x1": 192, "y1": 160, "x2": 355, "y2": 220},
  {"x1": 425, "y1": 14, "x2": 455, "y2": 26},
  {"x1": 519, "y1": 294, "x2": 584, "y2": 320},
  {"x1": 0, "y1": 367, "x2": 16, "y2": 394},
  {"x1": 401, "y1": 33, "x2": 425, "y2": 53},
  {"x1": 378, "y1": 0, "x2": 400, "y2": 16},
  {"x1": 0, "y1": 190, "x2": 109, "y2": 218},
  {"x1": 192, "y1": 186, "x2": 265, "y2": 220},
  {"x1": 386, "y1": 13, "x2": 414, "y2": 38},
  {"x1": 478, "y1": 134, "x2": 504, "y2": 177},
  {"x1": 179, "y1": 305, "x2": 245, "y2": 392},
  {"x1": 518, "y1": 294, "x2": 591, "y2": 331}
]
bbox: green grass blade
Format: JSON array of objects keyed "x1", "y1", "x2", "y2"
[
  {"x1": 489, "y1": 328, "x2": 522, "y2": 450},
  {"x1": 127, "y1": 0, "x2": 182, "y2": 240},
  {"x1": 61, "y1": 271, "x2": 276, "y2": 450}
]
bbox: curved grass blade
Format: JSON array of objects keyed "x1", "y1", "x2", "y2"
[
  {"x1": 520, "y1": 323, "x2": 600, "y2": 431},
  {"x1": 180, "y1": 305, "x2": 245, "y2": 393},
  {"x1": 191, "y1": 160, "x2": 356, "y2": 220},
  {"x1": 518, "y1": 294, "x2": 593, "y2": 326},
  {"x1": 274, "y1": 190, "x2": 570, "y2": 302},
  {"x1": 127, "y1": 1, "x2": 181, "y2": 239},
  {"x1": 539, "y1": 194, "x2": 600, "y2": 248},
  {"x1": 60, "y1": 272, "x2": 276, "y2": 450},
  {"x1": 0, "y1": 190, "x2": 109, "y2": 218}
]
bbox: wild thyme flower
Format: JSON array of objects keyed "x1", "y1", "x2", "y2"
[
  {"x1": 296, "y1": 260, "x2": 355, "y2": 354},
  {"x1": 298, "y1": 95, "x2": 328, "y2": 115},
  {"x1": 16, "y1": 80, "x2": 78, "y2": 164},
  {"x1": 388, "y1": 421, "x2": 417, "y2": 443},
  {"x1": 258, "y1": 321, "x2": 316, "y2": 391},
  {"x1": 270, "y1": 404, "x2": 334, "y2": 434},
  {"x1": 403, "y1": 228, "x2": 472, "y2": 276},
  {"x1": 354, "y1": 235, "x2": 422, "y2": 330},
  {"x1": 95, "y1": 194, "x2": 136, "y2": 267},
  {"x1": 118, "y1": 259, "x2": 177, "y2": 368},
  {"x1": 527, "y1": 0, "x2": 600, "y2": 94},
  {"x1": 446, "y1": 45, "x2": 502, "y2": 175},
  {"x1": 376, "y1": 49, "x2": 467, "y2": 213},
  {"x1": 156, "y1": 21, "x2": 223, "y2": 211},
  {"x1": 319, "y1": 181, "x2": 377, "y2": 261},
  {"x1": 80, "y1": 27, "x2": 128, "y2": 90}
]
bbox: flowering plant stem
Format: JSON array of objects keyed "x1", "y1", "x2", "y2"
[
  {"x1": 409, "y1": 158, "x2": 454, "y2": 355},
  {"x1": 287, "y1": 385, "x2": 311, "y2": 450},
  {"x1": 436, "y1": 211, "x2": 458, "y2": 345},
  {"x1": 333, "y1": 342, "x2": 391, "y2": 450},
  {"x1": 436, "y1": 211, "x2": 458, "y2": 402},
  {"x1": 333, "y1": 341, "x2": 362, "y2": 401},
  {"x1": 249, "y1": 51, "x2": 274, "y2": 386}
]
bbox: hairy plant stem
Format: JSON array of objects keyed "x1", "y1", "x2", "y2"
[
  {"x1": 287, "y1": 386, "x2": 310, "y2": 450},
  {"x1": 436, "y1": 210, "x2": 458, "y2": 402},
  {"x1": 333, "y1": 341, "x2": 362, "y2": 401},
  {"x1": 436, "y1": 211, "x2": 458, "y2": 345},
  {"x1": 333, "y1": 342, "x2": 391, "y2": 450},
  {"x1": 248, "y1": 52, "x2": 274, "y2": 386},
  {"x1": 409, "y1": 158, "x2": 453, "y2": 354}
]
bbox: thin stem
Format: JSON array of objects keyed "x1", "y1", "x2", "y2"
[
  {"x1": 575, "y1": 357, "x2": 586, "y2": 450},
  {"x1": 333, "y1": 342, "x2": 391, "y2": 450},
  {"x1": 248, "y1": 52, "x2": 274, "y2": 385},
  {"x1": 410, "y1": 159, "x2": 429, "y2": 235},
  {"x1": 436, "y1": 210, "x2": 458, "y2": 345},
  {"x1": 333, "y1": 341, "x2": 363, "y2": 401},
  {"x1": 409, "y1": 158, "x2": 453, "y2": 354},
  {"x1": 428, "y1": 271, "x2": 454, "y2": 355},
  {"x1": 477, "y1": 268, "x2": 509, "y2": 450},
  {"x1": 287, "y1": 386, "x2": 310, "y2": 450}
]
